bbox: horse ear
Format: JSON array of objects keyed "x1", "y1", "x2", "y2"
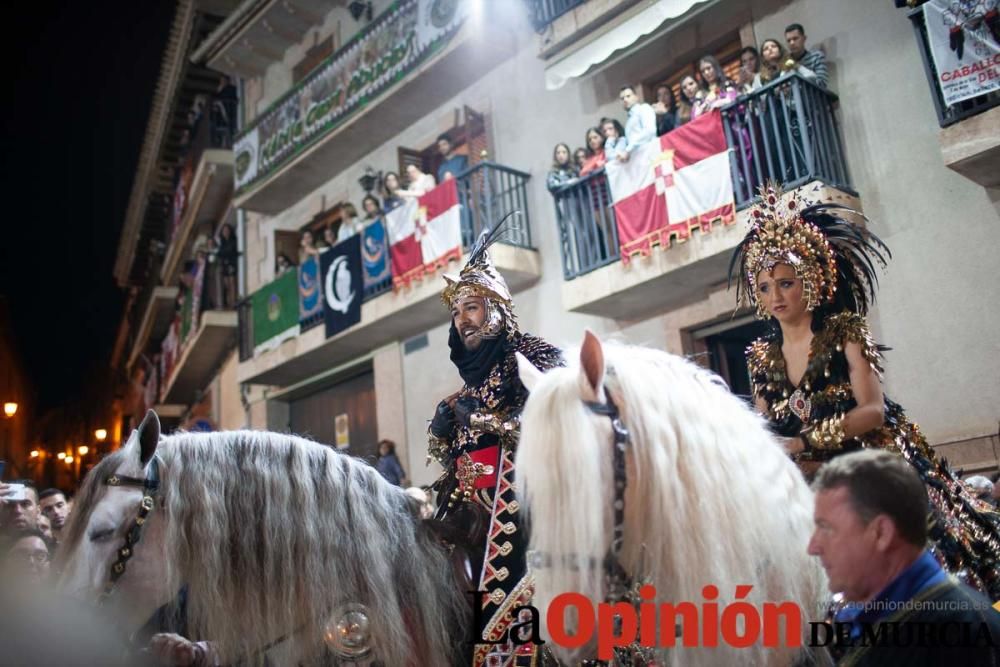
[
  {"x1": 516, "y1": 352, "x2": 544, "y2": 392},
  {"x1": 579, "y1": 329, "x2": 605, "y2": 398},
  {"x1": 137, "y1": 409, "x2": 161, "y2": 466}
]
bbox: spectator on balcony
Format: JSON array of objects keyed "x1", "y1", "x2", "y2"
[
  {"x1": 578, "y1": 127, "x2": 607, "y2": 176},
  {"x1": 215, "y1": 223, "x2": 238, "y2": 308},
  {"x1": 677, "y1": 74, "x2": 703, "y2": 126},
  {"x1": 653, "y1": 84, "x2": 679, "y2": 136},
  {"x1": 337, "y1": 203, "x2": 364, "y2": 242},
  {"x1": 546, "y1": 143, "x2": 578, "y2": 192},
  {"x1": 753, "y1": 38, "x2": 818, "y2": 90},
  {"x1": 436, "y1": 134, "x2": 468, "y2": 183},
  {"x1": 210, "y1": 76, "x2": 237, "y2": 148},
  {"x1": 692, "y1": 56, "x2": 738, "y2": 119},
  {"x1": 784, "y1": 23, "x2": 828, "y2": 88},
  {"x1": 573, "y1": 147, "x2": 588, "y2": 172},
  {"x1": 737, "y1": 46, "x2": 761, "y2": 94},
  {"x1": 615, "y1": 85, "x2": 657, "y2": 162},
  {"x1": 299, "y1": 229, "x2": 321, "y2": 264},
  {"x1": 276, "y1": 253, "x2": 295, "y2": 275},
  {"x1": 600, "y1": 117, "x2": 627, "y2": 164},
  {"x1": 320, "y1": 225, "x2": 337, "y2": 250},
  {"x1": 398, "y1": 164, "x2": 436, "y2": 199},
  {"x1": 382, "y1": 172, "x2": 404, "y2": 213},
  {"x1": 361, "y1": 195, "x2": 382, "y2": 222}
]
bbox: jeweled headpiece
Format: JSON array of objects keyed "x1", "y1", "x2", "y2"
[
  {"x1": 441, "y1": 213, "x2": 520, "y2": 336},
  {"x1": 729, "y1": 184, "x2": 890, "y2": 318}
]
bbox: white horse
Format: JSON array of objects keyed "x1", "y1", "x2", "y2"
[
  {"x1": 515, "y1": 331, "x2": 828, "y2": 666},
  {"x1": 57, "y1": 412, "x2": 468, "y2": 666}
]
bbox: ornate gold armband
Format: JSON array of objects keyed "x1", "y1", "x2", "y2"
[
  {"x1": 803, "y1": 414, "x2": 847, "y2": 450},
  {"x1": 469, "y1": 412, "x2": 519, "y2": 439}
]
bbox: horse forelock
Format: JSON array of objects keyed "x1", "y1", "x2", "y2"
[
  {"x1": 55, "y1": 448, "x2": 130, "y2": 569},
  {"x1": 519, "y1": 340, "x2": 827, "y2": 666},
  {"x1": 149, "y1": 429, "x2": 466, "y2": 666}
]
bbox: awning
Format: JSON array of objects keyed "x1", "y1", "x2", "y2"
[{"x1": 544, "y1": 0, "x2": 710, "y2": 91}]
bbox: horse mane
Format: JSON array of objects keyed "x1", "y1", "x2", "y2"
[
  {"x1": 517, "y1": 342, "x2": 827, "y2": 665},
  {"x1": 121, "y1": 431, "x2": 465, "y2": 666}
]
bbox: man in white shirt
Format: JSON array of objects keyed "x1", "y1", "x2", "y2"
[{"x1": 616, "y1": 85, "x2": 657, "y2": 163}]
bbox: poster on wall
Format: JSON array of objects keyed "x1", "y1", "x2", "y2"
[
  {"x1": 923, "y1": 0, "x2": 1000, "y2": 107},
  {"x1": 335, "y1": 413, "x2": 350, "y2": 450}
]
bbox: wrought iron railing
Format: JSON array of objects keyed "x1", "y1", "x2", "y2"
[
  {"x1": 552, "y1": 73, "x2": 853, "y2": 279},
  {"x1": 908, "y1": 7, "x2": 1000, "y2": 128},
  {"x1": 455, "y1": 161, "x2": 534, "y2": 249},
  {"x1": 527, "y1": 0, "x2": 589, "y2": 32},
  {"x1": 238, "y1": 162, "x2": 533, "y2": 359}
]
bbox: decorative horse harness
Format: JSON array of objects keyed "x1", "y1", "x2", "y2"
[{"x1": 98, "y1": 456, "x2": 161, "y2": 605}]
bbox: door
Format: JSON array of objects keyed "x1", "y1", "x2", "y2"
[{"x1": 289, "y1": 369, "x2": 379, "y2": 464}]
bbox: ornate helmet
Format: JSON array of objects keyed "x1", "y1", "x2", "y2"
[
  {"x1": 441, "y1": 213, "x2": 521, "y2": 337},
  {"x1": 729, "y1": 184, "x2": 890, "y2": 318}
]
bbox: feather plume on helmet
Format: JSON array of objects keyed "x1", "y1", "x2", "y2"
[
  {"x1": 729, "y1": 184, "x2": 891, "y2": 318},
  {"x1": 441, "y1": 212, "x2": 522, "y2": 338}
]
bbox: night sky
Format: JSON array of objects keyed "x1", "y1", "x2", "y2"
[{"x1": 1, "y1": 2, "x2": 175, "y2": 414}]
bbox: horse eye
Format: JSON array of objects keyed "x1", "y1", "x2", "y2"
[{"x1": 89, "y1": 528, "x2": 115, "y2": 542}]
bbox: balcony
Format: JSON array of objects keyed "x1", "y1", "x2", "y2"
[
  {"x1": 553, "y1": 74, "x2": 856, "y2": 318},
  {"x1": 908, "y1": 7, "x2": 1000, "y2": 188},
  {"x1": 161, "y1": 109, "x2": 236, "y2": 286},
  {"x1": 160, "y1": 310, "x2": 238, "y2": 404},
  {"x1": 238, "y1": 162, "x2": 539, "y2": 386},
  {"x1": 231, "y1": 0, "x2": 518, "y2": 214},
  {"x1": 127, "y1": 286, "x2": 179, "y2": 372}
]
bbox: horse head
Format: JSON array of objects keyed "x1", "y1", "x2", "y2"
[{"x1": 57, "y1": 410, "x2": 174, "y2": 635}]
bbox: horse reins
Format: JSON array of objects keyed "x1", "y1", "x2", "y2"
[
  {"x1": 583, "y1": 389, "x2": 632, "y2": 602},
  {"x1": 98, "y1": 455, "x2": 162, "y2": 605}
]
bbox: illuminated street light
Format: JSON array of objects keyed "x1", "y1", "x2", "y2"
[
  {"x1": 29, "y1": 449, "x2": 39, "y2": 458},
  {"x1": 78, "y1": 445, "x2": 89, "y2": 455},
  {"x1": 95, "y1": 429, "x2": 107, "y2": 442},
  {"x1": 3, "y1": 402, "x2": 17, "y2": 418},
  {"x1": 57, "y1": 452, "x2": 66, "y2": 460},
  {"x1": 65, "y1": 456, "x2": 74, "y2": 464}
]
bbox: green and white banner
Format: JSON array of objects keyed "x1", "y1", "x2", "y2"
[
  {"x1": 234, "y1": 0, "x2": 467, "y2": 191},
  {"x1": 251, "y1": 268, "x2": 300, "y2": 353}
]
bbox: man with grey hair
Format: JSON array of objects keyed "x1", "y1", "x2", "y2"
[{"x1": 808, "y1": 450, "x2": 1000, "y2": 665}]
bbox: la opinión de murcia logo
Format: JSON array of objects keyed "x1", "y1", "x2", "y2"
[{"x1": 468, "y1": 585, "x2": 999, "y2": 658}]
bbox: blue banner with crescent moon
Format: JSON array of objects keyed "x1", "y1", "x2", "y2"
[
  {"x1": 298, "y1": 256, "x2": 322, "y2": 323},
  {"x1": 321, "y1": 233, "x2": 363, "y2": 339},
  {"x1": 362, "y1": 219, "x2": 390, "y2": 291}
]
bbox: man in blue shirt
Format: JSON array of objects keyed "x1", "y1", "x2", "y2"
[
  {"x1": 614, "y1": 85, "x2": 657, "y2": 163},
  {"x1": 436, "y1": 133, "x2": 468, "y2": 182},
  {"x1": 808, "y1": 450, "x2": 1000, "y2": 665}
]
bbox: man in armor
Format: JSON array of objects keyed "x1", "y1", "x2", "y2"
[{"x1": 426, "y1": 222, "x2": 562, "y2": 667}]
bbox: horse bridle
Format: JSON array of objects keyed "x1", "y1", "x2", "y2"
[
  {"x1": 582, "y1": 388, "x2": 632, "y2": 602},
  {"x1": 98, "y1": 456, "x2": 162, "y2": 605}
]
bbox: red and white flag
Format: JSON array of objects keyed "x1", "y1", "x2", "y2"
[
  {"x1": 385, "y1": 179, "x2": 463, "y2": 288},
  {"x1": 605, "y1": 110, "x2": 736, "y2": 263}
]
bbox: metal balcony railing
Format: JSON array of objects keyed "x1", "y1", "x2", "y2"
[
  {"x1": 908, "y1": 7, "x2": 1000, "y2": 128},
  {"x1": 552, "y1": 73, "x2": 853, "y2": 279},
  {"x1": 527, "y1": 0, "x2": 589, "y2": 33}
]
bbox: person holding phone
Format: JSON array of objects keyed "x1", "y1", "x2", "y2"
[{"x1": 0, "y1": 479, "x2": 39, "y2": 532}]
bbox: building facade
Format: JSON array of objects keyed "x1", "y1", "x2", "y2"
[{"x1": 163, "y1": 0, "x2": 998, "y2": 484}]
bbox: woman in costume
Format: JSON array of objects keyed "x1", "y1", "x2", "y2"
[{"x1": 730, "y1": 184, "x2": 1000, "y2": 598}]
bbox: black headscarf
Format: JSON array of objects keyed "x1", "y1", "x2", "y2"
[{"x1": 448, "y1": 323, "x2": 510, "y2": 387}]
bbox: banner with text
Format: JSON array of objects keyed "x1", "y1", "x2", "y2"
[
  {"x1": 923, "y1": 0, "x2": 1000, "y2": 107},
  {"x1": 233, "y1": 0, "x2": 468, "y2": 191}
]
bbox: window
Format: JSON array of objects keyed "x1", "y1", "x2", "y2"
[
  {"x1": 396, "y1": 106, "x2": 490, "y2": 182},
  {"x1": 646, "y1": 37, "x2": 745, "y2": 103},
  {"x1": 293, "y1": 34, "x2": 337, "y2": 84}
]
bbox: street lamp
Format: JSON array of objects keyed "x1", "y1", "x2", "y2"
[
  {"x1": 3, "y1": 402, "x2": 16, "y2": 418},
  {"x1": 57, "y1": 452, "x2": 66, "y2": 460},
  {"x1": 78, "y1": 445, "x2": 89, "y2": 455},
  {"x1": 94, "y1": 429, "x2": 107, "y2": 442},
  {"x1": 29, "y1": 450, "x2": 39, "y2": 458}
]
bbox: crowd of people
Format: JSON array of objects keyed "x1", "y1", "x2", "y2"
[
  {"x1": 0, "y1": 481, "x2": 72, "y2": 588},
  {"x1": 547, "y1": 23, "x2": 829, "y2": 192},
  {"x1": 279, "y1": 133, "x2": 469, "y2": 274}
]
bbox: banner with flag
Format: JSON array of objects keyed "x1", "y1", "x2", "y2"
[
  {"x1": 321, "y1": 233, "x2": 363, "y2": 338},
  {"x1": 361, "y1": 219, "x2": 391, "y2": 290},
  {"x1": 605, "y1": 110, "x2": 735, "y2": 263},
  {"x1": 385, "y1": 179, "x2": 463, "y2": 288},
  {"x1": 298, "y1": 256, "x2": 323, "y2": 322},
  {"x1": 251, "y1": 267, "x2": 300, "y2": 353}
]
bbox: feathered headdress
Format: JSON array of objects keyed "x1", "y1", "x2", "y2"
[
  {"x1": 441, "y1": 212, "x2": 522, "y2": 335},
  {"x1": 729, "y1": 184, "x2": 891, "y2": 318}
]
